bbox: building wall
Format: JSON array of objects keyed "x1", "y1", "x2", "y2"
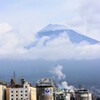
[
  {"x1": 6, "y1": 88, "x2": 10, "y2": 100},
  {"x1": 65, "y1": 93, "x2": 70, "y2": 100},
  {"x1": 37, "y1": 87, "x2": 54, "y2": 100},
  {"x1": 6, "y1": 82, "x2": 36, "y2": 100},
  {"x1": 76, "y1": 92, "x2": 92, "y2": 100},
  {"x1": 30, "y1": 87, "x2": 36, "y2": 100},
  {"x1": 0, "y1": 84, "x2": 6, "y2": 100},
  {"x1": 80, "y1": 93, "x2": 92, "y2": 100}
]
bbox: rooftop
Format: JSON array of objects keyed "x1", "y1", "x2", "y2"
[{"x1": 36, "y1": 78, "x2": 54, "y2": 87}]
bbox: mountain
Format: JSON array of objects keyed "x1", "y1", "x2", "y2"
[
  {"x1": 37, "y1": 24, "x2": 99, "y2": 43},
  {"x1": 26, "y1": 24, "x2": 100, "y2": 48}
]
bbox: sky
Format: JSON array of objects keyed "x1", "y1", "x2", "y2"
[{"x1": 0, "y1": 0, "x2": 100, "y2": 60}]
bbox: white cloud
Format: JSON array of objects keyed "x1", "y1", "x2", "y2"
[
  {"x1": 0, "y1": 0, "x2": 100, "y2": 61},
  {"x1": 50, "y1": 65, "x2": 66, "y2": 80},
  {"x1": 0, "y1": 25, "x2": 99, "y2": 60},
  {"x1": 0, "y1": 0, "x2": 100, "y2": 41},
  {"x1": 0, "y1": 23, "x2": 12, "y2": 34},
  {"x1": 0, "y1": 23, "x2": 33, "y2": 58},
  {"x1": 62, "y1": 81, "x2": 75, "y2": 92},
  {"x1": 20, "y1": 32, "x2": 100, "y2": 60},
  {"x1": 50, "y1": 65, "x2": 76, "y2": 92},
  {"x1": 64, "y1": 0, "x2": 100, "y2": 41}
]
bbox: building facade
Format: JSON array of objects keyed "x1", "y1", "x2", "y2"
[
  {"x1": 0, "y1": 83, "x2": 6, "y2": 100},
  {"x1": 75, "y1": 88, "x2": 93, "y2": 100},
  {"x1": 36, "y1": 78, "x2": 54, "y2": 100},
  {"x1": 6, "y1": 79, "x2": 36, "y2": 100}
]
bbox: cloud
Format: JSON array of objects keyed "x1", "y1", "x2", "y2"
[
  {"x1": 91, "y1": 86, "x2": 100, "y2": 97},
  {"x1": 50, "y1": 65, "x2": 66, "y2": 80},
  {"x1": 0, "y1": 27, "x2": 100, "y2": 60},
  {"x1": 0, "y1": 1, "x2": 100, "y2": 60},
  {"x1": 23, "y1": 32, "x2": 100, "y2": 60},
  {"x1": 64, "y1": 0, "x2": 100, "y2": 41},
  {"x1": 0, "y1": 23, "x2": 12, "y2": 34},
  {"x1": 61, "y1": 81, "x2": 76, "y2": 92},
  {"x1": 0, "y1": 23, "x2": 33, "y2": 58},
  {"x1": 0, "y1": 0, "x2": 100, "y2": 41},
  {"x1": 50, "y1": 65, "x2": 75, "y2": 92}
]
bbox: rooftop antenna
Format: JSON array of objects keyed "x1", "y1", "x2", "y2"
[{"x1": 13, "y1": 71, "x2": 16, "y2": 81}]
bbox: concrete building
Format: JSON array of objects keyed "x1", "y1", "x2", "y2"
[
  {"x1": 75, "y1": 87, "x2": 93, "y2": 100},
  {"x1": 54, "y1": 89, "x2": 75, "y2": 100},
  {"x1": 6, "y1": 79, "x2": 36, "y2": 100},
  {"x1": 36, "y1": 78, "x2": 54, "y2": 100},
  {"x1": 0, "y1": 81, "x2": 7, "y2": 100}
]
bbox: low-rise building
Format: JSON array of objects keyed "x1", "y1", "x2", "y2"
[
  {"x1": 0, "y1": 81, "x2": 7, "y2": 100},
  {"x1": 6, "y1": 79, "x2": 36, "y2": 100},
  {"x1": 75, "y1": 86, "x2": 93, "y2": 100},
  {"x1": 36, "y1": 78, "x2": 54, "y2": 100}
]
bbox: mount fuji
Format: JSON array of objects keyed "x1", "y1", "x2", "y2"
[{"x1": 27, "y1": 24, "x2": 100, "y2": 48}]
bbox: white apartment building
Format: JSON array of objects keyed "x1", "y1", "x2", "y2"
[
  {"x1": 6, "y1": 79, "x2": 36, "y2": 100},
  {"x1": 0, "y1": 82, "x2": 6, "y2": 100}
]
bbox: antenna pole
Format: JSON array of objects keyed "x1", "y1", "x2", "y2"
[{"x1": 13, "y1": 71, "x2": 16, "y2": 80}]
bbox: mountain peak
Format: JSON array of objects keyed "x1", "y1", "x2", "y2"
[
  {"x1": 40, "y1": 24, "x2": 68, "y2": 32},
  {"x1": 37, "y1": 24, "x2": 99, "y2": 44}
]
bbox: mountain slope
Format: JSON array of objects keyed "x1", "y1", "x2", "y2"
[
  {"x1": 26, "y1": 24, "x2": 100, "y2": 49},
  {"x1": 37, "y1": 24, "x2": 99, "y2": 44}
]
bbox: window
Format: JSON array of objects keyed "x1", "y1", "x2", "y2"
[
  {"x1": 21, "y1": 91, "x2": 23, "y2": 93},
  {"x1": 11, "y1": 98, "x2": 13, "y2": 100},
  {"x1": 25, "y1": 90, "x2": 27, "y2": 92},
  {"x1": 11, "y1": 91, "x2": 13, "y2": 93},
  {"x1": 16, "y1": 91, "x2": 18, "y2": 93},
  {"x1": 16, "y1": 98, "x2": 18, "y2": 100},
  {"x1": 11, "y1": 95, "x2": 13, "y2": 97},
  {"x1": 25, "y1": 86, "x2": 27, "y2": 88},
  {"x1": 25, "y1": 94, "x2": 27, "y2": 96},
  {"x1": 21, "y1": 94, "x2": 23, "y2": 96}
]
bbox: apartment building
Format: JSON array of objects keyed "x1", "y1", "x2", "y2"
[
  {"x1": 6, "y1": 79, "x2": 36, "y2": 100},
  {"x1": 0, "y1": 82, "x2": 6, "y2": 100},
  {"x1": 75, "y1": 86, "x2": 93, "y2": 100}
]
